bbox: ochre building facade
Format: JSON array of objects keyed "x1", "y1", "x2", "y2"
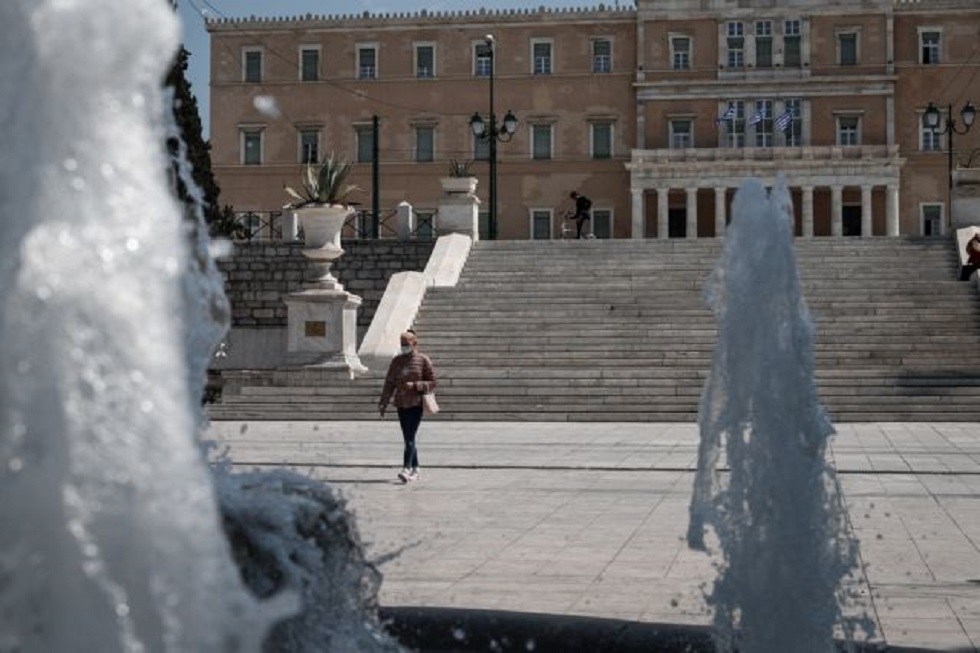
[{"x1": 207, "y1": 0, "x2": 980, "y2": 239}]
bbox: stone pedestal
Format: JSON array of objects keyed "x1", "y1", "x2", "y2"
[
  {"x1": 438, "y1": 177, "x2": 480, "y2": 240},
  {"x1": 284, "y1": 204, "x2": 367, "y2": 376}
]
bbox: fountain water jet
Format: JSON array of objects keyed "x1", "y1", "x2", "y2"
[{"x1": 688, "y1": 179, "x2": 873, "y2": 652}]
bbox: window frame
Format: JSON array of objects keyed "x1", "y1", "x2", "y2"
[
  {"x1": 782, "y1": 98, "x2": 803, "y2": 147},
  {"x1": 669, "y1": 118, "x2": 694, "y2": 149},
  {"x1": 670, "y1": 34, "x2": 691, "y2": 70},
  {"x1": 473, "y1": 41, "x2": 493, "y2": 77},
  {"x1": 414, "y1": 124, "x2": 435, "y2": 162},
  {"x1": 783, "y1": 20, "x2": 802, "y2": 68},
  {"x1": 530, "y1": 208, "x2": 554, "y2": 240},
  {"x1": 755, "y1": 20, "x2": 773, "y2": 69},
  {"x1": 836, "y1": 29, "x2": 859, "y2": 66},
  {"x1": 243, "y1": 47, "x2": 263, "y2": 83},
  {"x1": 590, "y1": 121, "x2": 614, "y2": 159},
  {"x1": 752, "y1": 99, "x2": 774, "y2": 147},
  {"x1": 240, "y1": 127, "x2": 264, "y2": 165},
  {"x1": 836, "y1": 114, "x2": 861, "y2": 147},
  {"x1": 723, "y1": 100, "x2": 746, "y2": 148},
  {"x1": 592, "y1": 208, "x2": 613, "y2": 239},
  {"x1": 414, "y1": 42, "x2": 436, "y2": 79},
  {"x1": 920, "y1": 202, "x2": 944, "y2": 236},
  {"x1": 355, "y1": 124, "x2": 375, "y2": 163},
  {"x1": 592, "y1": 37, "x2": 612, "y2": 74},
  {"x1": 299, "y1": 45, "x2": 321, "y2": 82},
  {"x1": 298, "y1": 128, "x2": 321, "y2": 164},
  {"x1": 473, "y1": 133, "x2": 490, "y2": 161},
  {"x1": 530, "y1": 123, "x2": 554, "y2": 160},
  {"x1": 531, "y1": 38, "x2": 554, "y2": 75},
  {"x1": 726, "y1": 21, "x2": 745, "y2": 69},
  {"x1": 919, "y1": 28, "x2": 942, "y2": 65},
  {"x1": 356, "y1": 43, "x2": 379, "y2": 80}
]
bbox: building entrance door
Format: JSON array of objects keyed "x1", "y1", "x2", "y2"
[
  {"x1": 668, "y1": 208, "x2": 686, "y2": 238},
  {"x1": 843, "y1": 205, "x2": 862, "y2": 236}
]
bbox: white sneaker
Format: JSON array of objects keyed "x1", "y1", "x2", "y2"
[
  {"x1": 408, "y1": 468, "x2": 420, "y2": 481},
  {"x1": 397, "y1": 468, "x2": 410, "y2": 483}
]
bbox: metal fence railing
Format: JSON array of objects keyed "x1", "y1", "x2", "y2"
[{"x1": 229, "y1": 208, "x2": 440, "y2": 243}]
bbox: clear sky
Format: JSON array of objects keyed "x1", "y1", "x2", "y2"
[{"x1": 175, "y1": 0, "x2": 616, "y2": 138}]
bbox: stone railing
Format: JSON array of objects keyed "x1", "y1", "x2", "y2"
[{"x1": 630, "y1": 144, "x2": 900, "y2": 165}]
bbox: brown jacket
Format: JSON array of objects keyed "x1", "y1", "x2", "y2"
[{"x1": 379, "y1": 350, "x2": 437, "y2": 410}]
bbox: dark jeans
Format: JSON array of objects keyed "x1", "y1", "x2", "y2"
[
  {"x1": 575, "y1": 213, "x2": 590, "y2": 239},
  {"x1": 397, "y1": 405, "x2": 423, "y2": 469}
]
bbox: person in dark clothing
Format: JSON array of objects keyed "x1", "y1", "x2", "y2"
[
  {"x1": 569, "y1": 191, "x2": 593, "y2": 239},
  {"x1": 963, "y1": 232, "x2": 980, "y2": 281}
]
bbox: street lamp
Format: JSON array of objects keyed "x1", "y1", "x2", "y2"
[
  {"x1": 469, "y1": 34, "x2": 518, "y2": 240},
  {"x1": 924, "y1": 101, "x2": 976, "y2": 226}
]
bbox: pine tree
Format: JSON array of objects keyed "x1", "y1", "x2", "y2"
[{"x1": 165, "y1": 4, "x2": 239, "y2": 237}]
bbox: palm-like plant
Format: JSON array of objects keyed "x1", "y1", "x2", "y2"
[
  {"x1": 284, "y1": 152, "x2": 360, "y2": 209},
  {"x1": 447, "y1": 158, "x2": 473, "y2": 178}
]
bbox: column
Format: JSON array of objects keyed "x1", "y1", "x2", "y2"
[
  {"x1": 831, "y1": 185, "x2": 843, "y2": 237},
  {"x1": 714, "y1": 187, "x2": 727, "y2": 238},
  {"x1": 861, "y1": 185, "x2": 873, "y2": 237},
  {"x1": 802, "y1": 186, "x2": 814, "y2": 238},
  {"x1": 686, "y1": 186, "x2": 698, "y2": 239},
  {"x1": 631, "y1": 188, "x2": 645, "y2": 239},
  {"x1": 886, "y1": 185, "x2": 900, "y2": 236},
  {"x1": 657, "y1": 187, "x2": 669, "y2": 239}
]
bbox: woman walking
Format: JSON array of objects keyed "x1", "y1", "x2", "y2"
[{"x1": 378, "y1": 330, "x2": 437, "y2": 483}]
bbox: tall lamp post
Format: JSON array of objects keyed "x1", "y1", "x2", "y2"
[
  {"x1": 470, "y1": 35, "x2": 518, "y2": 241},
  {"x1": 924, "y1": 101, "x2": 976, "y2": 229}
]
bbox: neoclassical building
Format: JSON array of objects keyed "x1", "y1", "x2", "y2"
[{"x1": 207, "y1": 0, "x2": 980, "y2": 239}]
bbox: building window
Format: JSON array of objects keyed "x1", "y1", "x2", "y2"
[
  {"x1": 837, "y1": 116, "x2": 860, "y2": 146},
  {"x1": 532, "y1": 40, "x2": 553, "y2": 75},
  {"x1": 921, "y1": 204, "x2": 943, "y2": 235},
  {"x1": 920, "y1": 29, "x2": 941, "y2": 65},
  {"x1": 241, "y1": 129, "x2": 262, "y2": 165},
  {"x1": 921, "y1": 112, "x2": 942, "y2": 152},
  {"x1": 724, "y1": 101, "x2": 746, "y2": 148},
  {"x1": 473, "y1": 134, "x2": 490, "y2": 161},
  {"x1": 591, "y1": 122, "x2": 613, "y2": 159},
  {"x1": 299, "y1": 129, "x2": 320, "y2": 164},
  {"x1": 478, "y1": 210, "x2": 490, "y2": 240},
  {"x1": 751, "y1": 100, "x2": 774, "y2": 147},
  {"x1": 781, "y1": 98, "x2": 803, "y2": 146},
  {"x1": 671, "y1": 35, "x2": 691, "y2": 70},
  {"x1": 531, "y1": 123, "x2": 553, "y2": 160},
  {"x1": 474, "y1": 41, "x2": 492, "y2": 77},
  {"x1": 784, "y1": 20, "x2": 801, "y2": 68},
  {"x1": 670, "y1": 119, "x2": 693, "y2": 149},
  {"x1": 755, "y1": 21, "x2": 773, "y2": 68},
  {"x1": 243, "y1": 49, "x2": 262, "y2": 83},
  {"x1": 726, "y1": 22, "x2": 744, "y2": 69},
  {"x1": 592, "y1": 38, "x2": 612, "y2": 73},
  {"x1": 357, "y1": 45, "x2": 377, "y2": 79},
  {"x1": 837, "y1": 32, "x2": 858, "y2": 66},
  {"x1": 531, "y1": 209, "x2": 552, "y2": 240},
  {"x1": 415, "y1": 126, "x2": 434, "y2": 162},
  {"x1": 415, "y1": 44, "x2": 435, "y2": 78},
  {"x1": 356, "y1": 125, "x2": 374, "y2": 162},
  {"x1": 592, "y1": 209, "x2": 612, "y2": 239},
  {"x1": 300, "y1": 47, "x2": 320, "y2": 81}
]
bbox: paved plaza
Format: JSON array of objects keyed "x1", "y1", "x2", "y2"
[{"x1": 207, "y1": 420, "x2": 980, "y2": 651}]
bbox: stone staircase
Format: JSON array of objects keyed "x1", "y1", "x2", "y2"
[{"x1": 209, "y1": 237, "x2": 980, "y2": 422}]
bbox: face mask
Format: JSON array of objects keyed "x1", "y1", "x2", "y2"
[{"x1": 400, "y1": 345, "x2": 413, "y2": 355}]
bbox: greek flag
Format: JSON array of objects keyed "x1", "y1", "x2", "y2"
[
  {"x1": 775, "y1": 110, "x2": 793, "y2": 132},
  {"x1": 715, "y1": 104, "x2": 736, "y2": 124},
  {"x1": 747, "y1": 108, "x2": 767, "y2": 125}
]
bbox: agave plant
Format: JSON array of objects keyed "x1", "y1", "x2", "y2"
[
  {"x1": 447, "y1": 158, "x2": 473, "y2": 178},
  {"x1": 283, "y1": 152, "x2": 360, "y2": 209}
]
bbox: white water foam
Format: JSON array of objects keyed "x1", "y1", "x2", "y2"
[
  {"x1": 687, "y1": 179, "x2": 873, "y2": 652},
  {"x1": 0, "y1": 1, "x2": 286, "y2": 650}
]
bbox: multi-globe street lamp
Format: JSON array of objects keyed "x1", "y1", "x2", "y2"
[
  {"x1": 924, "y1": 101, "x2": 976, "y2": 227},
  {"x1": 469, "y1": 35, "x2": 518, "y2": 241}
]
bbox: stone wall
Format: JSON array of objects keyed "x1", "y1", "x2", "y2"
[{"x1": 217, "y1": 240, "x2": 436, "y2": 334}]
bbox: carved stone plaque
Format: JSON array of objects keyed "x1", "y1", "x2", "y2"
[{"x1": 305, "y1": 321, "x2": 327, "y2": 338}]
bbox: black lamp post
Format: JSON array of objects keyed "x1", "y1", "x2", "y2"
[
  {"x1": 924, "y1": 101, "x2": 976, "y2": 227},
  {"x1": 470, "y1": 35, "x2": 518, "y2": 241}
]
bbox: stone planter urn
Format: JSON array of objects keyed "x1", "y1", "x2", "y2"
[
  {"x1": 440, "y1": 176, "x2": 479, "y2": 196},
  {"x1": 295, "y1": 204, "x2": 354, "y2": 289}
]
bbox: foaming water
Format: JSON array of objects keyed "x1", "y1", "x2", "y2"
[
  {"x1": 687, "y1": 180, "x2": 873, "y2": 652},
  {"x1": 0, "y1": 1, "x2": 284, "y2": 650}
]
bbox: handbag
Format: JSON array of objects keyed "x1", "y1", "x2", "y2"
[{"x1": 422, "y1": 392, "x2": 440, "y2": 415}]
